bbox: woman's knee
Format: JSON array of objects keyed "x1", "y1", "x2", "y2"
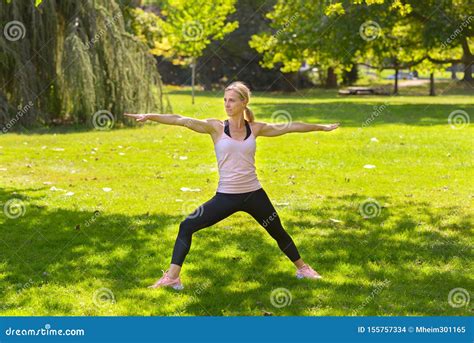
[
  {"x1": 265, "y1": 222, "x2": 292, "y2": 241},
  {"x1": 178, "y1": 218, "x2": 195, "y2": 237}
]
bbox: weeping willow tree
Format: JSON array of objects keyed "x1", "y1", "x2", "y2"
[{"x1": 0, "y1": 0, "x2": 169, "y2": 129}]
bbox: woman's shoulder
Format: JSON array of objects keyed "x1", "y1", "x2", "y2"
[
  {"x1": 206, "y1": 119, "x2": 224, "y2": 143},
  {"x1": 205, "y1": 118, "x2": 223, "y2": 124},
  {"x1": 249, "y1": 121, "x2": 265, "y2": 136},
  {"x1": 206, "y1": 118, "x2": 224, "y2": 131}
]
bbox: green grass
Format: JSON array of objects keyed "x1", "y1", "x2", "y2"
[{"x1": 0, "y1": 83, "x2": 472, "y2": 316}]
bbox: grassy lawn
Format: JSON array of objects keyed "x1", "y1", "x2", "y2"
[{"x1": 0, "y1": 83, "x2": 472, "y2": 316}]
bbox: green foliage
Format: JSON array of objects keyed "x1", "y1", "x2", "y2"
[
  {"x1": 249, "y1": 0, "x2": 472, "y2": 78},
  {"x1": 0, "y1": 85, "x2": 472, "y2": 315},
  {"x1": 0, "y1": 0, "x2": 167, "y2": 128},
  {"x1": 132, "y1": 0, "x2": 239, "y2": 65}
]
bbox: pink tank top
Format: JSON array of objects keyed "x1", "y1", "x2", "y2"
[{"x1": 214, "y1": 120, "x2": 262, "y2": 194}]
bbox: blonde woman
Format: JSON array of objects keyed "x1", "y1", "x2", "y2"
[{"x1": 125, "y1": 82, "x2": 340, "y2": 290}]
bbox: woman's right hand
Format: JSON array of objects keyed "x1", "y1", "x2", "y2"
[{"x1": 124, "y1": 113, "x2": 148, "y2": 122}]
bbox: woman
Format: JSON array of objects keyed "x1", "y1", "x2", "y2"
[{"x1": 125, "y1": 81, "x2": 340, "y2": 290}]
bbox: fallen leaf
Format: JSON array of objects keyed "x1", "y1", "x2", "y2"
[{"x1": 180, "y1": 187, "x2": 201, "y2": 192}]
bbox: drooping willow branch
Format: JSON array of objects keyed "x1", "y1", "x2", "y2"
[{"x1": 0, "y1": 0, "x2": 170, "y2": 129}]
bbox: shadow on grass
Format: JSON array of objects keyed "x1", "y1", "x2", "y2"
[
  {"x1": 179, "y1": 193, "x2": 472, "y2": 316},
  {"x1": 252, "y1": 102, "x2": 473, "y2": 127},
  {"x1": 0, "y1": 189, "x2": 472, "y2": 316},
  {"x1": 4, "y1": 85, "x2": 472, "y2": 136}
]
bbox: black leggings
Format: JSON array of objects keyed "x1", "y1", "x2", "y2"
[{"x1": 171, "y1": 188, "x2": 301, "y2": 266}]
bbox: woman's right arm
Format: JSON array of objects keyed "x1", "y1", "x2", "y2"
[{"x1": 124, "y1": 113, "x2": 220, "y2": 135}]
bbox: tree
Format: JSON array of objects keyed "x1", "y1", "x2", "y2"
[
  {"x1": 134, "y1": 0, "x2": 238, "y2": 103},
  {"x1": 250, "y1": 0, "x2": 472, "y2": 91},
  {"x1": 249, "y1": 0, "x2": 344, "y2": 88},
  {"x1": 0, "y1": 0, "x2": 167, "y2": 129},
  {"x1": 405, "y1": 0, "x2": 473, "y2": 82}
]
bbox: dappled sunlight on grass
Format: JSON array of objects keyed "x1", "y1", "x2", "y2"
[{"x1": 1, "y1": 88, "x2": 472, "y2": 316}]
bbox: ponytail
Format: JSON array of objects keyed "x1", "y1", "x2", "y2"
[{"x1": 244, "y1": 106, "x2": 255, "y2": 123}]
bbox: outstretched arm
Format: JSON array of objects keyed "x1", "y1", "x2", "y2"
[
  {"x1": 254, "y1": 121, "x2": 340, "y2": 137},
  {"x1": 124, "y1": 113, "x2": 219, "y2": 134}
]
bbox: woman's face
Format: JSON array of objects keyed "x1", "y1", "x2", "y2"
[{"x1": 224, "y1": 90, "x2": 246, "y2": 117}]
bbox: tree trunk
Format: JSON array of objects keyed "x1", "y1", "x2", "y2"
[
  {"x1": 342, "y1": 64, "x2": 358, "y2": 85},
  {"x1": 463, "y1": 62, "x2": 473, "y2": 82},
  {"x1": 394, "y1": 68, "x2": 399, "y2": 95},
  {"x1": 279, "y1": 72, "x2": 299, "y2": 91},
  {"x1": 325, "y1": 67, "x2": 338, "y2": 88},
  {"x1": 429, "y1": 72, "x2": 435, "y2": 96},
  {"x1": 191, "y1": 57, "x2": 196, "y2": 104},
  {"x1": 318, "y1": 68, "x2": 325, "y2": 87},
  {"x1": 451, "y1": 63, "x2": 457, "y2": 80},
  {"x1": 461, "y1": 37, "x2": 473, "y2": 82}
]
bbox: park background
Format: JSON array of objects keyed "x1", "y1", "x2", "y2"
[{"x1": 0, "y1": 0, "x2": 472, "y2": 316}]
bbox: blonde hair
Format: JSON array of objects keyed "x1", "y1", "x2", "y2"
[{"x1": 225, "y1": 81, "x2": 255, "y2": 122}]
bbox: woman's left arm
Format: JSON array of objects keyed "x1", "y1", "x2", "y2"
[{"x1": 254, "y1": 122, "x2": 340, "y2": 137}]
